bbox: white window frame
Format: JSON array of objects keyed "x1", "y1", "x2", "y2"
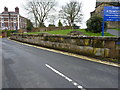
[
  {"x1": 2, "y1": 18, "x2": 4, "y2": 21},
  {"x1": 2, "y1": 23, "x2": 4, "y2": 27}
]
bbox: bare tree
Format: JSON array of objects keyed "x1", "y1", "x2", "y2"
[
  {"x1": 59, "y1": 1, "x2": 83, "y2": 27},
  {"x1": 48, "y1": 14, "x2": 57, "y2": 25},
  {"x1": 25, "y1": 0, "x2": 56, "y2": 27}
]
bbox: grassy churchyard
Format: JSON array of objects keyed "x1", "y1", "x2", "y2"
[{"x1": 23, "y1": 29, "x2": 116, "y2": 36}]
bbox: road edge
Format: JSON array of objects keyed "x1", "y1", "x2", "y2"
[{"x1": 8, "y1": 37, "x2": 120, "y2": 68}]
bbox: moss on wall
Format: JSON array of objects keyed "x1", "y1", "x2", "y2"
[{"x1": 10, "y1": 33, "x2": 120, "y2": 59}]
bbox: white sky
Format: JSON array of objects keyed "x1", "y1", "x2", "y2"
[{"x1": 0, "y1": 0, "x2": 96, "y2": 28}]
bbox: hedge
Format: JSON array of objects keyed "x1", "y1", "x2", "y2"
[{"x1": 1, "y1": 30, "x2": 16, "y2": 37}]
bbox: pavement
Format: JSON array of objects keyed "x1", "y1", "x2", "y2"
[
  {"x1": 1, "y1": 38, "x2": 119, "y2": 89},
  {"x1": 107, "y1": 29, "x2": 120, "y2": 36}
]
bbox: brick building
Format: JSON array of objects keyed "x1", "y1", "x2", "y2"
[
  {"x1": 91, "y1": 1, "x2": 120, "y2": 28},
  {"x1": 0, "y1": 7, "x2": 27, "y2": 30}
]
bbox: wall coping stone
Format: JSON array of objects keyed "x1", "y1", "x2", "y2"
[{"x1": 12, "y1": 33, "x2": 119, "y2": 41}]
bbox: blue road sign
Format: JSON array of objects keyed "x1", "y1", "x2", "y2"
[
  {"x1": 104, "y1": 6, "x2": 120, "y2": 21},
  {"x1": 102, "y1": 6, "x2": 120, "y2": 36}
]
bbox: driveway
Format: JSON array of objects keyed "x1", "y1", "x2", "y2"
[{"x1": 107, "y1": 29, "x2": 120, "y2": 36}]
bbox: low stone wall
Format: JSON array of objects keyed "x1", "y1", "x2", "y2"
[
  {"x1": 32, "y1": 26, "x2": 72, "y2": 32},
  {"x1": 10, "y1": 33, "x2": 120, "y2": 60}
]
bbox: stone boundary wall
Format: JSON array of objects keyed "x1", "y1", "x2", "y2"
[
  {"x1": 32, "y1": 26, "x2": 72, "y2": 32},
  {"x1": 10, "y1": 33, "x2": 120, "y2": 59}
]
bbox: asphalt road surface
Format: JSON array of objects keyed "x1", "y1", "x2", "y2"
[{"x1": 1, "y1": 38, "x2": 119, "y2": 89}]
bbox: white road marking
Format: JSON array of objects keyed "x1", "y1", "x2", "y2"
[
  {"x1": 45, "y1": 64, "x2": 85, "y2": 90},
  {"x1": 73, "y1": 82, "x2": 78, "y2": 86},
  {"x1": 78, "y1": 85, "x2": 83, "y2": 89}
]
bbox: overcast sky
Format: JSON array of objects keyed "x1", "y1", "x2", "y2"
[{"x1": 0, "y1": 0, "x2": 96, "y2": 28}]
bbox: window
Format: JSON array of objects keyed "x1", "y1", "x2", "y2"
[
  {"x1": 2, "y1": 18, "x2": 4, "y2": 21},
  {"x1": 4, "y1": 18, "x2": 8, "y2": 21},
  {"x1": 2, "y1": 23, "x2": 4, "y2": 27},
  {"x1": 9, "y1": 23, "x2": 11, "y2": 26},
  {"x1": 14, "y1": 23, "x2": 16, "y2": 27},
  {"x1": 14, "y1": 18, "x2": 16, "y2": 21}
]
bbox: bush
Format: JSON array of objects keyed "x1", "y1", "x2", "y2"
[
  {"x1": 26, "y1": 19, "x2": 33, "y2": 32},
  {"x1": 58, "y1": 20, "x2": 63, "y2": 27},
  {"x1": 73, "y1": 24, "x2": 80, "y2": 29},
  {"x1": 26, "y1": 26, "x2": 32, "y2": 31},
  {"x1": 2, "y1": 30, "x2": 15, "y2": 37},
  {"x1": 86, "y1": 15, "x2": 107, "y2": 33},
  {"x1": 0, "y1": 30, "x2": 2, "y2": 35},
  {"x1": 49, "y1": 24, "x2": 55, "y2": 27}
]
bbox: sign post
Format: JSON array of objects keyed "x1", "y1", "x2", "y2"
[
  {"x1": 102, "y1": 6, "x2": 120, "y2": 36},
  {"x1": 102, "y1": 21, "x2": 105, "y2": 36}
]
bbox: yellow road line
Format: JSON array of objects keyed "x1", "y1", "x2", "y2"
[{"x1": 8, "y1": 38, "x2": 120, "y2": 68}]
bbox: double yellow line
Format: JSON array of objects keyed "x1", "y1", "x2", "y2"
[{"x1": 8, "y1": 38, "x2": 120, "y2": 68}]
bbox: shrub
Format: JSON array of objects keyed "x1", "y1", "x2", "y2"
[
  {"x1": 49, "y1": 24, "x2": 55, "y2": 27},
  {"x1": 26, "y1": 19, "x2": 33, "y2": 32},
  {"x1": 2, "y1": 30, "x2": 15, "y2": 37},
  {"x1": 58, "y1": 20, "x2": 63, "y2": 27},
  {"x1": 73, "y1": 24, "x2": 80, "y2": 29},
  {"x1": 0, "y1": 30, "x2": 2, "y2": 35},
  {"x1": 26, "y1": 26, "x2": 32, "y2": 31},
  {"x1": 86, "y1": 15, "x2": 107, "y2": 33}
]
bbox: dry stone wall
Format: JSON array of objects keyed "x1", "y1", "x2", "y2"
[
  {"x1": 10, "y1": 33, "x2": 120, "y2": 59},
  {"x1": 32, "y1": 26, "x2": 72, "y2": 32}
]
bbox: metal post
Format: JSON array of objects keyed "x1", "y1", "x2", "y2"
[
  {"x1": 102, "y1": 6, "x2": 105, "y2": 36},
  {"x1": 102, "y1": 21, "x2": 104, "y2": 36}
]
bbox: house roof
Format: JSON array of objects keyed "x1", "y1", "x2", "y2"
[{"x1": 1, "y1": 11, "x2": 18, "y2": 14}]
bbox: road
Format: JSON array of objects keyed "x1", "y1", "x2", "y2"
[{"x1": 2, "y1": 38, "x2": 119, "y2": 89}]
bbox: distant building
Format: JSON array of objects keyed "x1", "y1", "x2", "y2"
[
  {"x1": 0, "y1": 7, "x2": 27, "y2": 30},
  {"x1": 91, "y1": 1, "x2": 120, "y2": 28}
]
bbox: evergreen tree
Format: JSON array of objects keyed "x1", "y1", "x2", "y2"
[
  {"x1": 26, "y1": 19, "x2": 33, "y2": 32},
  {"x1": 86, "y1": 15, "x2": 107, "y2": 33},
  {"x1": 58, "y1": 20, "x2": 63, "y2": 27}
]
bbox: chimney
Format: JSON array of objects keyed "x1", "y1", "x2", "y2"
[
  {"x1": 15, "y1": 7, "x2": 19, "y2": 14},
  {"x1": 4, "y1": 7, "x2": 8, "y2": 12}
]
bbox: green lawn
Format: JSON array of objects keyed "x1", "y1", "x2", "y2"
[
  {"x1": 44, "y1": 29, "x2": 74, "y2": 35},
  {"x1": 23, "y1": 29, "x2": 116, "y2": 36},
  {"x1": 24, "y1": 29, "x2": 74, "y2": 35},
  {"x1": 78, "y1": 29, "x2": 115, "y2": 36}
]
